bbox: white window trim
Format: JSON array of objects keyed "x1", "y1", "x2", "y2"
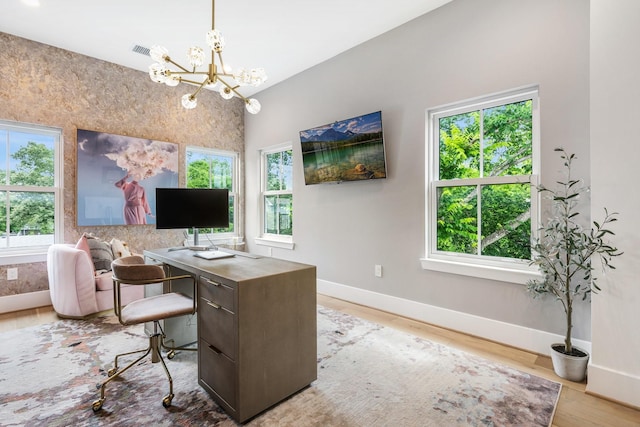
[
  {"x1": 185, "y1": 146, "x2": 240, "y2": 244},
  {"x1": 0, "y1": 120, "x2": 63, "y2": 264},
  {"x1": 422, "y1": 86, "x2": 542, "y2": 284},
  {"x1": 256, "y1": 143, "x2": 294, "y2": 249},
  {"x1": 255, "y1": 236, "x2": 294, "y2": 250}
]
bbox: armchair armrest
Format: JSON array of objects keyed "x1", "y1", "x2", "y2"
[{"x1": 47, "y1": 244, "x2": 99, "y2": 318}]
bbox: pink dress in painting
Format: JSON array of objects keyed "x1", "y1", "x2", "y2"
[{"x1": 115, "y1": 175, "x2": 151, "y2": 225}]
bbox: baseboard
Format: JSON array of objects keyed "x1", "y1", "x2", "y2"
[
  {"x1": 317, "y1": 279, "x2": 592, "y2": 356},
  {"x1": 587, "y1": 363, "x2": 640, "y2": 409},
  {"x1": 0, "y1": 290, "x2": 52, "y2": 314}
]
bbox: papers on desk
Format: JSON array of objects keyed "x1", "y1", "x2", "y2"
[{"x1": 194, "y1": 250, "x2": 235, "y2": 260}]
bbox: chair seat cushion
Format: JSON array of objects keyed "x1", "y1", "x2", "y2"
[
  {"x1": 95, "y1": 271, "x2": 114, "y2": 291},
  {"x1": 120, "y1": 292, "x2": 194, "y2": 325}
]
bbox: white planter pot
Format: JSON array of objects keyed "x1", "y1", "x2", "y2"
[{"x1": 549, "y1": 343, "x2": 589, "y2": 382}]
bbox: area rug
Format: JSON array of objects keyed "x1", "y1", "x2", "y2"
[{"x1": 0, "y1": 305, "x2": 561, "y2": 426}]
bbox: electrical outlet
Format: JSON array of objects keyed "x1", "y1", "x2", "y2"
[
  {"x1": 7, "y1": 268, "x2": 18, "y2": 281},
  {"x1": 374, "y1": 264, "x2": 382, "y2": 278}
]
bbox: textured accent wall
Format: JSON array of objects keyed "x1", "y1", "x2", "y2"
[{"x1": 0, "y1": 32, "x2": 245, "y2": 297}]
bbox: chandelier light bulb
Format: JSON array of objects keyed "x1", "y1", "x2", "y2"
[
  {"x1": 149, "y1": 45, "x2": 169, "y2": 63},
  {"x1": 165, "y1": 75, "x2": 180, "y2": 87},
  {"x1": 187, "y1": 46, "x2": 205, "y2": 68},
  {"x1": 149, "y1": 63, "x2": 168, "y2": 83},
  {"x1": 206, "y1": 29, "x2": 225, "y2": 52},
  {"x1": 233, "y1": 68, "x2": 249, "y2": 86},
  {"x1": 219, "y1": 86, "x2": 234, "y2": 100},
  {"x1": 250, "y1": 68, "x2": 267, "y2": 86},
  {"x1": 181, "y1": 94, "x2": 198, "y2": 109},
  {"x1": 245, "y1": 98, "x2": 261, "y2": 114}
]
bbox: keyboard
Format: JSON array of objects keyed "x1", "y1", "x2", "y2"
[{"x1": 194, "y1": 250, "x2": 235, "y2": 260}]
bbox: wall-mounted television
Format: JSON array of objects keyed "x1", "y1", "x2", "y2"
[
  {"x1": 299, "y1": 111, "x2": 387, "y2": 185},
  {"x1": 155, "y1": 188, "x2": 229, "y2": 247}
]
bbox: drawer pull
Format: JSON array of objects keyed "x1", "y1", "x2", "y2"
[
  {"x1": 204, "y1": 278, "x2": 221, "y2": 286},
  {"x1": 207, "y1": 300, "x2": 221, "y2": 310},
  {"x1": 200, "y1": 297, "x2": 221, "y2": 310}
]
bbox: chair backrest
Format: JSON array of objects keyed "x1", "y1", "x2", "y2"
[{"x1": 112, "y1": 255, "x2": 165, "y2": 283}]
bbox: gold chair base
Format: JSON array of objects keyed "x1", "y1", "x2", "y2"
[{"x1": 92, "y1": 321, "x2": 175, "y2": 411}]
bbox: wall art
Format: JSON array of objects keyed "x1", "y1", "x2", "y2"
[{"x1": 76, "y1": 129, "x2": 179, "y2": 226}]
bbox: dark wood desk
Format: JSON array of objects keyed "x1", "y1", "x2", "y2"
[{"x1": 143, "y1": 248, "x2": 317, "y2": 423}]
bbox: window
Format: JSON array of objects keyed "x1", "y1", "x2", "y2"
[
  {"x1": 423, "y1": 87, "x2": 540, "y2": 283},
  {"x1": 185, "y1": 147, "x2": 238, "y2": 238},
  {"x1": 0, "y1": 120, "x2": 62, "y2": 255},
  {"x1": 260, "y1": 145, "x2": 293, "y2": 243}
]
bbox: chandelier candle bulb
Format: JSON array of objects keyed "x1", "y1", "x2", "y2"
[{"x1": 147, "y1": 0, "x2": 266, "y2": 113}]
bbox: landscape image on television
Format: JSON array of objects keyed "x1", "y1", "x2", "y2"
[{"x1": 299, "y1": 111, "x2": 387, "y2": 185}]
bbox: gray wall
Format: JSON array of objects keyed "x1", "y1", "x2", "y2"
[
  {"x1": 244, "y1": 0, "x2": 591, "y2": 340},
  {"x1": 588, "y1": 0, "x2": 640, "y2": 408}
]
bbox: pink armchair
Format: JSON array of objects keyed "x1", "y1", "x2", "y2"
[{"x1": 47, "y1": 244, "x2": 144, "y2": 319}]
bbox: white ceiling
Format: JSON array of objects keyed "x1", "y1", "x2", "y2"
[{"x1": 1, "y1": 0, "x2": 451, "y2": 96}]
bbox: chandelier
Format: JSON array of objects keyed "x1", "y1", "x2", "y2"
[{"x1": 148, "y1": 0, "x2": 266, "y2": 114}]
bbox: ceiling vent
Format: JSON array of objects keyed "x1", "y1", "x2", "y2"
[{"x1": 131, "y1": 44, "x2": 150, "y2": 57}]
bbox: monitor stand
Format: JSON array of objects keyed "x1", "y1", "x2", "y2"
[
  {"x1": 189, "y1": 227, "x2": 215, "y2": 251},
  {"x1": 166, "y1": 228, "x2": 216, "y2": 252}
]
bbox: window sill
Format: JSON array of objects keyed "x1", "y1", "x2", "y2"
[
  {"x1": 0, "y1": 250, "x2": 47, "y2": 266},
  {"x1": 255, "y1": 237, "x2": 295, "y2": 250},
  {"x1": 420, "y1": 257, "x2": 542, "y2": 285},
  {"x1": 187, "y1": 235, "x2": 243, "y2": 246}
]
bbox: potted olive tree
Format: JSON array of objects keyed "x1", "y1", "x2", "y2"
[{"x1": 527, "y1": 148, "x2": 622, "y2": 382}]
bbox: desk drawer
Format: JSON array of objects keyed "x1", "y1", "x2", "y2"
[
  {"x1": 199, "y1": 275, "x2": 235, "y2": 312},
  {"x1": 199, "y1": 338, "x2": 236, "y2": 409},
  {"x1": 199, "y1": 287, "x2": 236, "y2": 359}
]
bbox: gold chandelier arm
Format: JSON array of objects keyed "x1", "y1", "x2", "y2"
[
  {"x1": 216, "y1": 51, "x2": 226, "y2": 76},
  {"x1": 169, "y1": 71, "x2": 209, "y2": 76},
  {"x1": 189, "y1": 78, "x2": 211, "y2": 100},
  {"x1": 163, "y1": 56, "x2": 192, "y2": 73},
  {"x1": 218, "y1": 78, "x2": 248, "y2": 102},
  {"x1": 175, "y1": 77, "x2": 209, "y2": 86}
]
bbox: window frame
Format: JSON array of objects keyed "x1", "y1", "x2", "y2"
[
  {"x1": 0, "y1": 120, "x2": 63, "y2": 264},
  {"x1": 255, "y1": 143, "x2": 294, "y2": 250},
  {"x1": 184, "y1": 146, "x2": 240, "y2": 245},
  {"x1": 422, "y1": 87, "x2": 542, "y2": 284}
]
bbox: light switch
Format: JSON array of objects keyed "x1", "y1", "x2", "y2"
[{"x1": 374, "y1": 265, "x2": 382, "y2": 278}]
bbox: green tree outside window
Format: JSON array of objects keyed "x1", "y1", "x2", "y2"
[
  {"x1": 0, "y1": 127, "x2": 57, "y2": 249},
  {"x1": 436, "y1": 98, "x2": 534, "y2": 260},
  {"x1": 264, "y1": 149, "x2": 293, "y2": 236},
  {"x1": 186, "y1": 149, "x2": 236, "y2": 234}
]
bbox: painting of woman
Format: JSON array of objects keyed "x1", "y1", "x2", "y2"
[
  {"x1": 76, "y1": 129, "x2": 179, "y2": 226},
  {"x1": 115, "y1": 172, "x2": 152, "y2": 225}
]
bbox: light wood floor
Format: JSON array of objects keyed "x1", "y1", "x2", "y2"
[{"x1": 1, "y1": 295, "x2": 639, "y2": 426}]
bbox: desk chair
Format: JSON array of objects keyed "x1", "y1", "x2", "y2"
[{"x1": 92, "y1": 255, "x2": 196, "y2": 412}]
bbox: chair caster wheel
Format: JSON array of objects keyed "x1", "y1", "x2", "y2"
[
  {"x1": 167, "y1": 350, "x2": 175, "y2": 359},
  {"x1": 92, "y1": 399, "x2": 104, "y2": 412},
  {"x1": 108, "y1": 367, "x2": 118, "y2": 377},
  {"x1": 162, "y1": 393, "x2": 174, "y2": 408}
]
